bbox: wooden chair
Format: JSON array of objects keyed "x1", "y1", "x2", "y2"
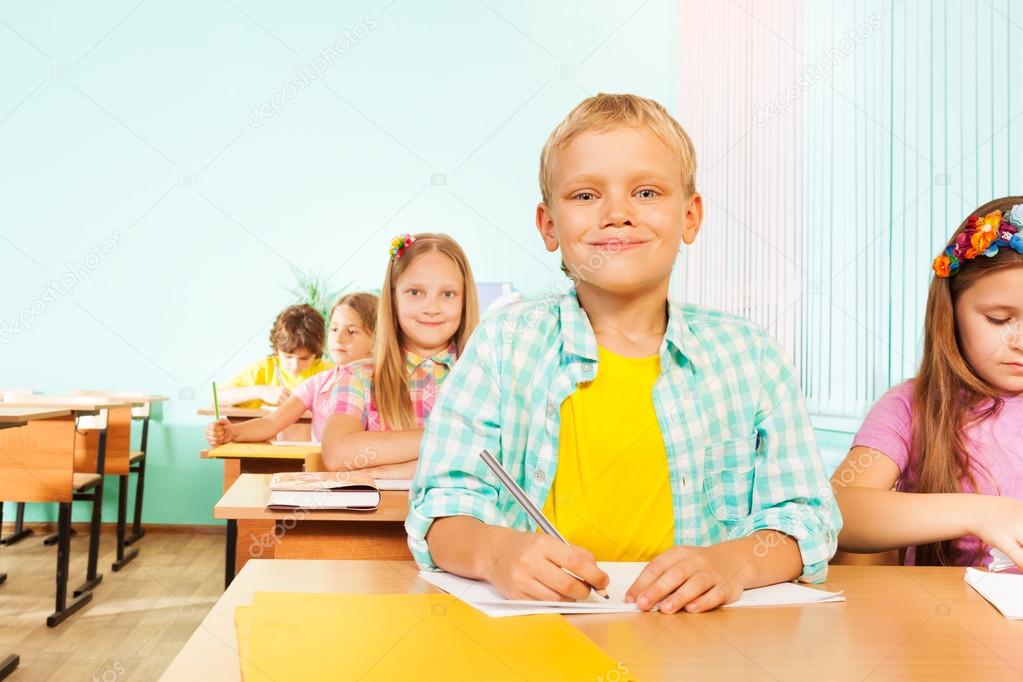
[
  {"x1": 830, "y1": 550, "x2": 901, "y2": 565},
  {"x1": 304, "y1": 451, "x2": 327, "y2": 472},
  {"x1": 77, "y1": 406, "x2": 137, "y2": 571},
  {"x1": 0, "y1": 414, "x2": 100, "y2": 626},
  {"x1": 71, "y1": 391, "x2": 156, "y2": 548}
]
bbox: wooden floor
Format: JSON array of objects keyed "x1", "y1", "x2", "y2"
[{"x1": 0, "y1": 527, "x2": 223, "y2": 681}]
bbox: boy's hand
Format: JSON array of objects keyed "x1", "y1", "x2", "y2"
[
  {"x1": 626, "y1": 545, "x2": 745, "y2": 614},
  {"x1": 205, "y1": 418, "x2": 235, "y2": 446},
  {"x1": 261, "y1": 385, "x2": 291, "y2": 405},
  {"x1": 482, "y1": 531, "x2": 609, "y2": 602}
]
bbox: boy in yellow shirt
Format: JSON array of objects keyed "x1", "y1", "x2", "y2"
[
  {"x1": 409, "y1": 94, "x2": 840, "y2": 613},
  {"x1": 218, "y1": 303, "x2": 333, "y2": 408}
]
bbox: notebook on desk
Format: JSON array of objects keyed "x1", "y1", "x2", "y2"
[{"x1": 266, "y1": 472, "x2": 381, "y2": 511}]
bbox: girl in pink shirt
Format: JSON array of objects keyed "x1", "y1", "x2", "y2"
[
  {"x1": 832, "y1": 196, "x2": 1023, "y2": 569},
  {"x1": 205, "y1": 292, "x2": 378, "y2": 444}
]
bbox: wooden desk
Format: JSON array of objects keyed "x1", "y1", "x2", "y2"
[
  {"x1": 198, "y1": 407, "x2": 312, "y2": 420},
  {"x1": 0, "y1": 409, "x2": 71, "y2": 672},
  {"x1": 0, "y1": 407, "x2": 76, "y2": 424},
  {"x1": 204, "y1": 442, "x2": 321, "y2": 584},
  {"x1": 1, "y1": 396, "x2": 132, "y2": 581},
  {"x1": 162, "y1": 561, "x2": 1023, "y2": 682},
  {"x1": 215, "y1": 474, "x2": 410, "y2": 587},
  {"x1": 197, "y1": 409, "x2": 314, "y2": 490}
]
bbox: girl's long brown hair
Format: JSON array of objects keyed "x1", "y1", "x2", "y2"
[
  {"x1": 374, "y1": 233, "x2": 479, "y2": 430},
  {"x1": 912, "y1": 196, "x2": 1023, "y2": 565}
]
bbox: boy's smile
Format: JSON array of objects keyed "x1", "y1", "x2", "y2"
[{"x1": 535, "y1": 126, "x2": 702, "y2": 296}]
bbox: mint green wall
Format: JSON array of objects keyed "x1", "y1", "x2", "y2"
[{"x1": 1, "y1": 1, "x2": 680, "y2": 525}]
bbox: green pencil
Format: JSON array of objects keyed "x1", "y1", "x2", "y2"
[{"x1": 212, "y1": 382, "x2": 220, "y2": 420}]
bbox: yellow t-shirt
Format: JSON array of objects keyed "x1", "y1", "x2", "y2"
[
  {"x1": 542, "y1": 346, "x2": 675, "y2": 562},
  {"x1": 223, "y1": 355, "x2": 334, "y2": 408}
]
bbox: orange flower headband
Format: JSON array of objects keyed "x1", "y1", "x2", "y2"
[{"x1": 933, "y1": 204, "x2": 1023, "y2": 278}]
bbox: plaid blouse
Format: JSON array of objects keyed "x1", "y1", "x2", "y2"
[
  {"x1": 407, "y1": 289, "x2": 841, "y2": 581},
  {"x1": 331, "y1": 345, "x2": 457, "y2": 431}
]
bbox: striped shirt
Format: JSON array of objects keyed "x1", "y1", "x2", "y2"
[
  {"x1": 407, "y1": 289, "x2": 840, "y2": 582},
  {"x1": 331, "y1": 345, "x2": 456, "y2": 431}
]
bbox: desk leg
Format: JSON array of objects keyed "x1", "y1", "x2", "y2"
[
  {"x1": 73, "y1": 431, "x2": 105, "y2": 597},
  {"x1": 224, "y1": 519, "x2": 237, "y2": 589},
  {"x1": 0, "y1": 503, "x2": 32, "y2": 546},
  {"x1": 48, "y1": 503, "x2": 91, "y2": 627},
  {"x1": 111, "y1": 475, "x2": 138, "y2": 572},
  {"x1": 0, "y1": 654, "x2": 19, "y2": 680}
]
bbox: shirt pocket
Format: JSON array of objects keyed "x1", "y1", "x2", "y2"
[{"x1": 702, "y1": 438, "x2": 757, "y2": 524}]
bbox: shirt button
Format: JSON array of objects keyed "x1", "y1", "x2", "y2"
[
  {"x1": 534, "y1": 469, "x2": 546, "y2": 483},
  {"x1": 546, "y1": 402, "x2": 556, "y2": 417}
]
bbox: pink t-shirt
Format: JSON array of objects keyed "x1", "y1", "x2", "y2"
[
  {"x1": 853, "y1": 380, "x2": 1023, "y2": 566},
  {"x1": 292, "y1": 365, "x2": 345, "y2": 441}
]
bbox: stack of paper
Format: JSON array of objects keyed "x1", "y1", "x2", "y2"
[
  {"x1": 419, "y1": 562, "x2": 844, "y2": 617},
  {"x1": 965, "y1": 568, "x2": 1023, "y2": 619},
  {"x1": 235, "y1": 591, "x2": 634, "y2": 681}
]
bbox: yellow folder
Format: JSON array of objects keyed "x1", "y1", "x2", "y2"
[
  {"x1": 206, "y1": 442, "x2": 320, "y2": 460},
  {"x1": 234, "y1": 592, "x2": 635, "y2": 682}
]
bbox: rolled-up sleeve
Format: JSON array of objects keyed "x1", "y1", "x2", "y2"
[
  {"x1": 406, "y1": 320, "x2": 506, "y2": 570},
  {"x1": 729, "y1": 336, "x2": 842, "y2": 583}
]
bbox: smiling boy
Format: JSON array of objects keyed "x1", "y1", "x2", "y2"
[{"x1": 407, "y1": 94, "x2": 840, "y2": 613}]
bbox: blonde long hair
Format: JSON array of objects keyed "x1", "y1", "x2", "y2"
[
  {"x1": 912, "y1": 196, "x2": 1023, "y2": 566},
  {"x1": 374, "y1": 233, "x2": 479, "y2": 430}
]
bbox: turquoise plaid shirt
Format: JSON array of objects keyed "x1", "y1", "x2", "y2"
[{"x1": 407, "y1": 289, "x2": 841, "y2": 582}]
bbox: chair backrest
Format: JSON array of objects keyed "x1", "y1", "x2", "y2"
[
  {"x1": 304, "y1": 452, "x2": 327, "y2": 472},
  {"x1": 75, "y1": 406, "x2": 133, "y2": 476},
  {"x1": 0, "y1": 416, "x2": 76, "y2": 503}
]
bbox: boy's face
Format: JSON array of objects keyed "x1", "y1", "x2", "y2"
[
  {"x1": 535, "y1": 126, "x2": 702, "y2": 296},
  {"x1": 277, "y1": 347, "x2": 316, "y2": 375}
]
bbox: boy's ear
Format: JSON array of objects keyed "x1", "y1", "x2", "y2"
[
  {"x1": 535, "y1": 202, "x2": 559, "y2": 252},
  {"x1": 681, "y1": 193, "x2": 704, "y2": 246}
]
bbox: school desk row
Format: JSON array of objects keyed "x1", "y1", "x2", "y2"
[
  {"x1": 161, "y1": 558, "x2": 1023, "y2": 682},
  {"x1": 0, "y1": 395, "x2": 166, "y2": 681},
  {"x1": 0, "y1": 393, "x2": 167, "y2": 615},
  {"x1": 192, "y1": 408, "x2": 1023, "y2": 679}
]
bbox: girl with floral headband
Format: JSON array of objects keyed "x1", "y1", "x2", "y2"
[
  {"x1": 832, "y1": 196, "x2": 1023, "y2": 570},
  {"x1": 320, "y1": 233, "x2": 480, "y2": 478}
]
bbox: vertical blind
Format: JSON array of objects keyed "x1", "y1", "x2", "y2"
[{"x1": 675, "y1": 0, "x2": 1022, "y2": 426}]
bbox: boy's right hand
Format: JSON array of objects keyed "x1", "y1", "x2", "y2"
[
  {"x1": 261, "y1": 385, "x2": 291, "y2": 405},
  {"x1": 481, "y1": 531, "x2": 609, "y2": 602},
  {"x1": 205, "y1": 418, "x2": 235, "y2": 446}
]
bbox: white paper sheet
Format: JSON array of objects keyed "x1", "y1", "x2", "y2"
[
  {"x1": 419, "y1": 561, "x2": 844, "y2": 617},
  {"x1": 374, "y1": 479, "x2": 412, "y2": 491},
  {"x1": 965, "y1": 567, "x2": 1023, "y2": 619}
]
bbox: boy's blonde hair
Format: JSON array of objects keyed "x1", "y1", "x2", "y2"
[
  {"x1": 374, "y1": 233, "x2": 480, "y2": 430},
  {"x1": 539, "y1": 93, "x2": 698, "y2": 204}
]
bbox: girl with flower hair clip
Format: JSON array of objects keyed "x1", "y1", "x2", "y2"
[
  {"x1": 832, "y1": 196, "x2": 1023, "y2": 570},
  {"x1": 320, "y1": 232, "x2": 480, "y2": 477}
]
